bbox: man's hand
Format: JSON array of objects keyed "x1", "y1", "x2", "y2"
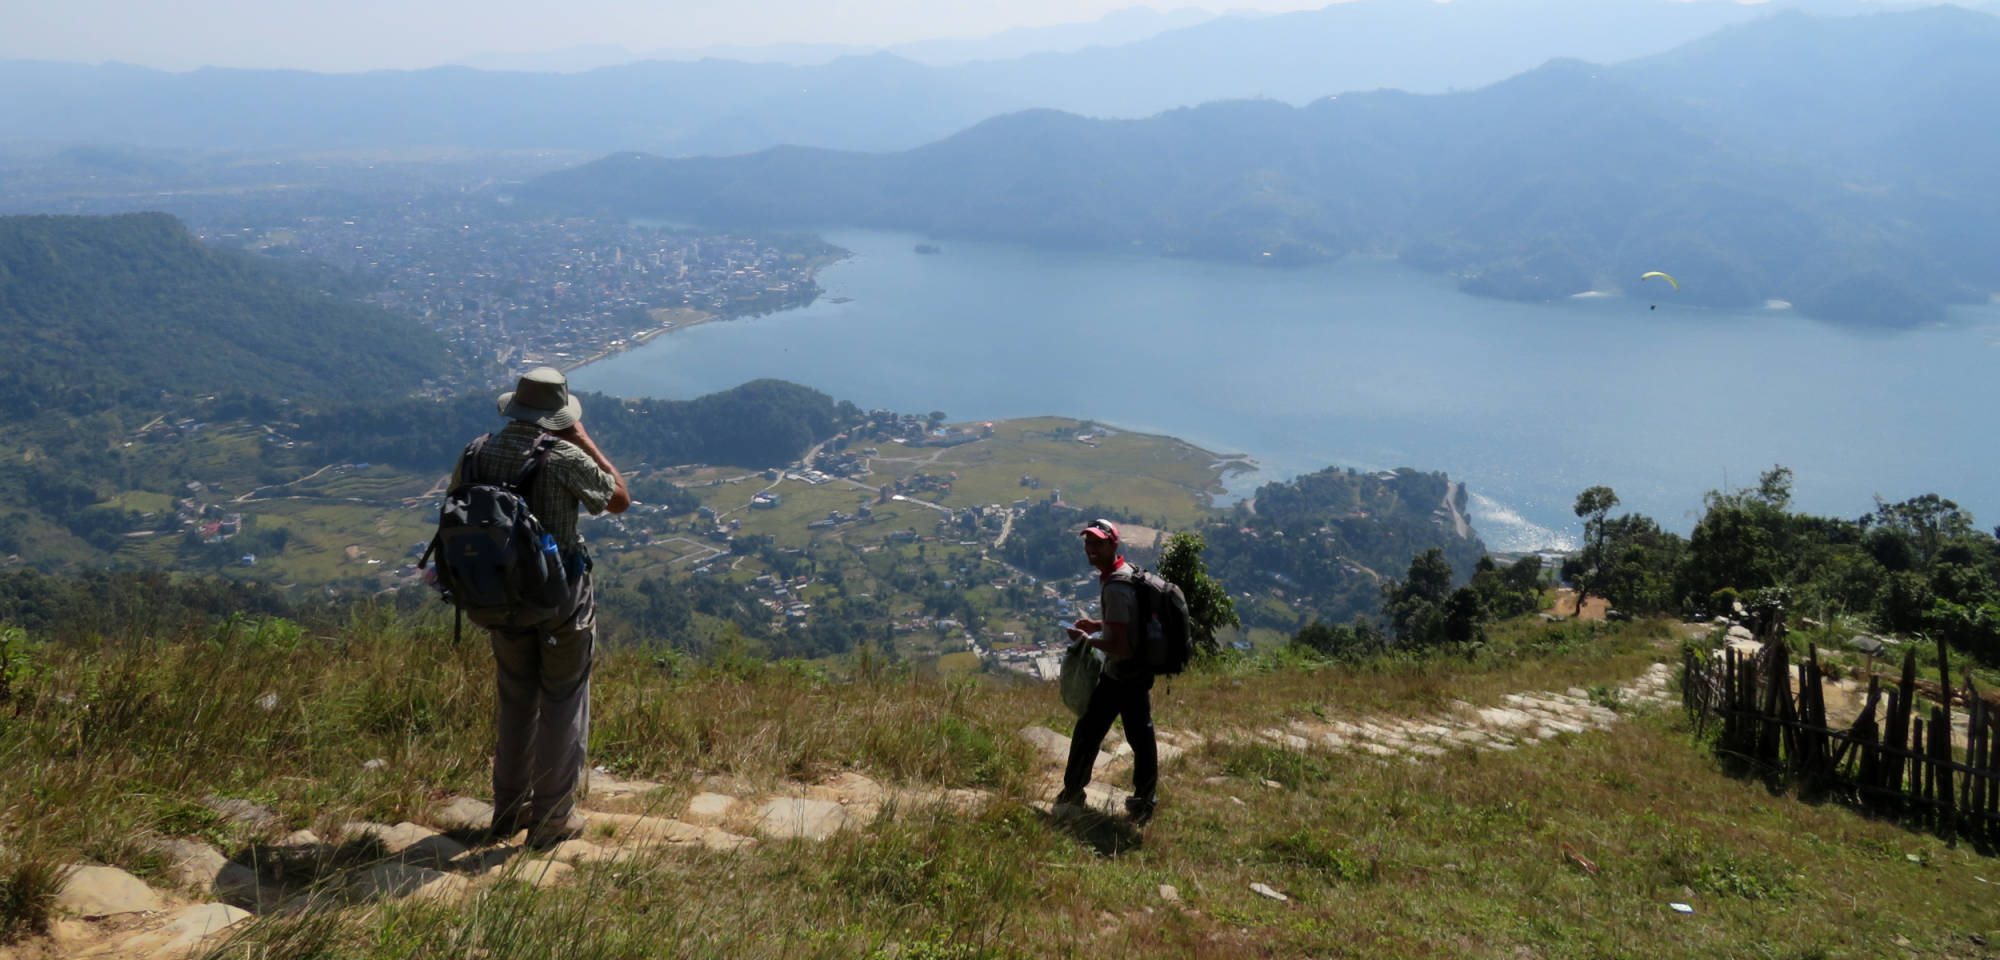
[
  {"x1": 1072, "y1": 617, "x2": 1103, "y2": 635},
  {"x1": 552, "y1": 421, "x2": 630, "y2": 514},
  {"x1": 1064, "y1": 624, "x2": 1088, "y2": 643}
]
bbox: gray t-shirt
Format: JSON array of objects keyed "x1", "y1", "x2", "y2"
[{"x1": 1100, "y1": 562, "x2": 1140, "y2": 672}]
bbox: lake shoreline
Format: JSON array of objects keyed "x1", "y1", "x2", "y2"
[
  {"x1": 559, "y1": 247, "x2": 851, "y2": 374},
  {"x1": 572, "y1": 227, "x2": 2000, "y2": 553}
]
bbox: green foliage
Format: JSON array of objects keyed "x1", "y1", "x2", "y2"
[
  {"x1": 0, "y1": 213, "x2": 454, "y2": 418},
  {"x1": 1260, "y1": 829, "x2": 1379, "y2": 884},
  {"x1": 1651, "y1": 827, "x2": 1798, "y2": 901},
  {"x1": 1381, "y1": 548, "x2": 1456, "y2": 648},
  {"x1": 0, "y1": 625, "x2": 40, "y2": 707},
  {"x1": 289, "y1": 379, "x2": 861, "y2": 476},
  {"x1": 1289, "y1": 618, "x2": 1386, "y2": 661},
  {"x1": 1468, "y1": 555, "x2": 1542, "y2": 621},
  {"x1": 1207, "y1": 466, "x2": 1486, "y2": 629},
  {"x1": 1555, "y1": 468, "x2": 2000, "y2": 665},
  {"x1": 1157, "y1": 530, "x2": 1238, "y2": 655},
  {"x1": 0, "y1": 852, "x2": 63, "y2": 944}
]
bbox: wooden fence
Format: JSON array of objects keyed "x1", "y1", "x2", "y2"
[{"x1": 1682, "y1": 637, "x2": 2000, "y2": 845}]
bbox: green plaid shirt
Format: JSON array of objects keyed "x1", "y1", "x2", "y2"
[{"x1": 452, "y1": 421, "x2": 616, "y2": 553}]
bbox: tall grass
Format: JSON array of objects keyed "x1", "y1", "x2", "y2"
[{"x1": 2, "y1": 610, "x2": 1992, "y2": 958}]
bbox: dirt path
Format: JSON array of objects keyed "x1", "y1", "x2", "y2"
[
  {"x1": 1442, "y1": 481, "x2": 1471, "y2": 538},
  {"x1": 1552, "y1": 588, "x2": 1610, "y2": 621},
  {"x1": 232, "y1": 463, "x2": 337, "y2": 502}
]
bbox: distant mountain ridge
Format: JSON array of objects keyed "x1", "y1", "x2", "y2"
[
  {"x1": 453, "y1": 6, "x2": 1221, "y2": 71},
  {"x1": 0, "y1": 0, "x2": 1817, "y2": 157},
  {"x1": 519, "y1": 7, "x2": 2000, "y2": 327}
]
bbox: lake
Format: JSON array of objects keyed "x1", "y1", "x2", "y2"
[{"x1": 575, "y1": 228, "x2": 2000, "y2": 552}]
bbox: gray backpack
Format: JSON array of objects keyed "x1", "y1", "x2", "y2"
[
  {"x1": 1112, "y1": 566, "x2": 1194, "y2": 675},
  {"x1": 423, "y1": 434, "x2": 570, "y2": 631}
]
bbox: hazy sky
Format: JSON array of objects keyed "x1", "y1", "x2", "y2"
[{"x1": 0, "y1": 0, "x2": 1336, "y2": 72}]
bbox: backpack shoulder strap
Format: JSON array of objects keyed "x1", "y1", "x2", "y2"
[
  {"x1": 508, "y1": 434, "x2": 560, "y2": 494},
  {"x1": 1109, "y1": 565, "x2": 1154, "y2": 615},
  {"x1": 452, "y1": 434, "x2": 492, "y2": 490}
]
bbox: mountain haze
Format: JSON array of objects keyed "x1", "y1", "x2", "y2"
[
  {"x1": 0, "y1": 0, "x2": 1812, "y2": 157},
  {"x1": 520, "y1": 7, "x2": 2000, "y2": 326}
]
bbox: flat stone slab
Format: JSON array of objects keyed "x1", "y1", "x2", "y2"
[
  {"x1": 342, "y1": 821, "x2": 434, "y2": 854},
  {"x1": 157, "y1": 839, "x2": 229, "y2": 891},
  {"x1": 682, "y1": 792, "x2": 737, "y2": 822},
  {"x1": 491, "y1": 858, "x2": 574, "y2": 888},
  {"x1": 429, "y1": 796, "x2": 495, "y2": 832},
  {"x1": 585, "y1": 811, "x2": 753, "y2": 851},
  {"x1": 58, "y1": 864, "x2": 164, "y2": 918},
  {"x1": 804, "y1": 771, "x2": 888, "y2": 806},
  {"x1": 542, "y1": 839, "x2": 612, "y2": 863},
  {"x1": 1476, "y1": 707, "x2": 1537, "y2": 730},
  {"x1": 80, "y1": 902, "x2": 251, "y2": 959},
  {"x1": 1017, "y1": 726, "x2": 1073, "y2": 764},
  {"x1": 586, "y1": 768, "x2": 665, "y2": 799},
  {"x1": 754, "y1": 798, "x2": 856, "y2": 841}
]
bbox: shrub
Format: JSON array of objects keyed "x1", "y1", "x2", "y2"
[{"x1": 0, "y1": 854, "x2": 63, "y2": 944}]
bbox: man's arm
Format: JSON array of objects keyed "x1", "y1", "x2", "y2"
[
  {"x1": 1090, "y1": 620, "x2": 1132, "y2": 659},
  {"x1": 1087, "y1": 582, "x2": 1135, "y2": 658},
  {"x1": 553, "y1": 422, "x2": 630, "y2": 514}
]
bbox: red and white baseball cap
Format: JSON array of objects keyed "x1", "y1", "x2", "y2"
[{"x1": 1080, "y1": 518, "x2": 1120, "y2": 542}]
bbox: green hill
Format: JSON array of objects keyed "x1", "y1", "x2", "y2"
[{"x1": 0, "y1": 212, "x2": 453, "y2": 418}]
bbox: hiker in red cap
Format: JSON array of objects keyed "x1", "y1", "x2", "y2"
[{"x1": 1054, "y1": 518, "x2": 1159, "y2": 824}]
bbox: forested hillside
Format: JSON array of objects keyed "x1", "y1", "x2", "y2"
[
  {"x1": 289, "y1": 379, "x2": 862, "y2": 473},
  {"x1": 1566, "y1": 468, "x2": 2000, "y2": 665},
  {"x1": 999, "y1": 466, "x2": 1486, "y2": 631},
  {"x1": 523, "y1": 7, "x2": 2000, "y2": 327},
  {"x1": 0, "y1": 213, "x2": 453, "y2": 417}
]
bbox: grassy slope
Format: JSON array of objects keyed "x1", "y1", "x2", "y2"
[{"x1": 2, "y1": 613, "x2": 1994, "y2": 959}]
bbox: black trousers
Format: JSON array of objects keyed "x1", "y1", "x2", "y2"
[{"x1": 1063, "y1": 668, "x2": 1157, "y2": 803}]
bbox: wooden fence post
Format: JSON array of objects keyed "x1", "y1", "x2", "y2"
[{"x1": 1886, "y1": 650, "x2": 1918, "y2": 812}]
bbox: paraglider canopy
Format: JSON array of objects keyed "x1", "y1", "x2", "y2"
[{"x1": 1640, "y1": 271, "x2": 1680, "y2": 291}]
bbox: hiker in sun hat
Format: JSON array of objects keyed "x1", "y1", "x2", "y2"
[
  {"x1": 451, "y1": 366, "x2": 630, "y2": 848},
  {"x1": 1053, "y1": 518, "x2": 1159, "y2": 824}
]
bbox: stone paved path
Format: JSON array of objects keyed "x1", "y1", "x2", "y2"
[
  {"x1": 12, "y1": 661, "x2": 1674, "y2": 959},
  {"x1": 1022, "y1": 661, "x2": 1677, "y2": 816}
]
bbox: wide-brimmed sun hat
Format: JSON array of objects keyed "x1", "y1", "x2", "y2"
[{"x1": 497, "y1": 366, "x2": 582, "y2": 430}]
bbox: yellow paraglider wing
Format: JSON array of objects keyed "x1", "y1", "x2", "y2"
[{"x1": 1640, "y1": 271, "x2": 1680, "y2": 291}]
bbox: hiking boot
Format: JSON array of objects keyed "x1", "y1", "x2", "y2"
[
  {"x1": 485, "y1": 808, "x2": 532, "y2": 843},
  {"x1": 1050, "y1": 791, "x2": 1090, "y2": 820},
  {"x1": 525, "y1": 813, "x2": 586, "y2": 850},
  {"x1": 1124, "y1": 796, "x2": 1156, "y2": 825}
]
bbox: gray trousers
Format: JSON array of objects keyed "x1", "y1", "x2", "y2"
[{"x1": 489, "y1": 571, "x2": 594, "y2": 827}]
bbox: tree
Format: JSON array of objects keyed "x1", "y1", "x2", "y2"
[
  {"x1": 1867, "y1": 493, "x2": 1973, "y2": 569},
  {"x1": 1442, "y1": 586, "x2": 1488, "y2": 645},
  {"x1": 1290, "y1": 618, "x2": 1386, "y2": 660},
  {"x1": 1382, "y1": 547, "x2": 1455, "y2": 646},
  {"x1": 1157, "y1": 531, "x2": 1239, "y2": 655},
  {"x1": 1571, "y1": 486, "x2": 1620, "y2": 614},
  {"x1": 927, "y1": 410, "x2": 947, "y2": 430}
]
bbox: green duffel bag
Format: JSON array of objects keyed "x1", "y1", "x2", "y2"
[{"x1": 1059, "y1": 640, "x2": 1105, "y2": 717}]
